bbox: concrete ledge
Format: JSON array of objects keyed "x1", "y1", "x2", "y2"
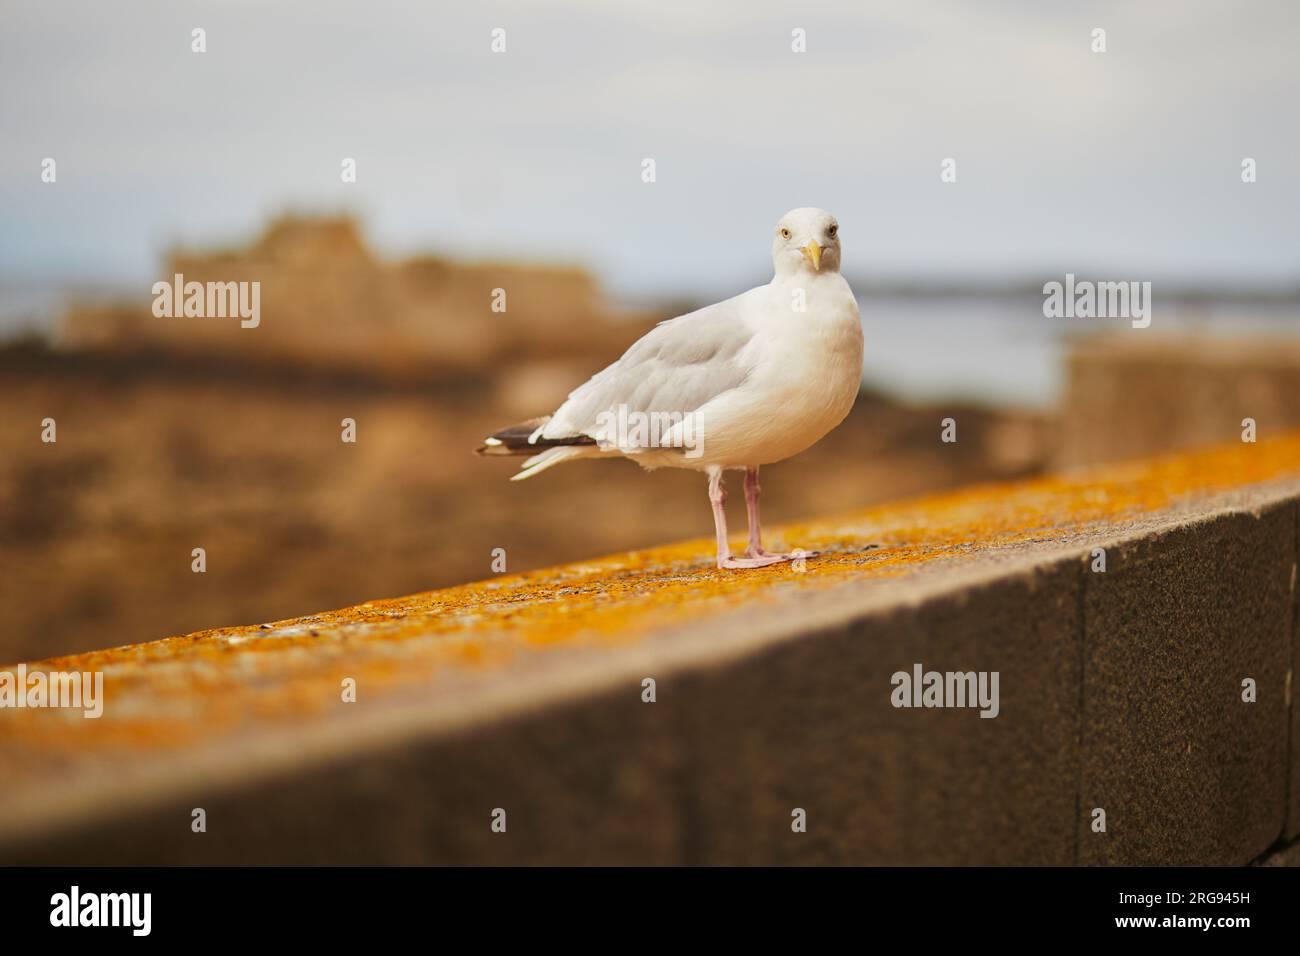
[
  {"x1": 1078, "y1": 505, "x2": 1294, "y2": 864},
  {"x1": 2, "y1": 436, "x2": 1299, "y2": 864}
]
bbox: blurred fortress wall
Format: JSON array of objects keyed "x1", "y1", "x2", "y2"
[
  {"x1": 1057, "y1": 335, "x2": 1300, "y2": 469},
  {"x1": 58, "y1": 216, "x2": 640, "y2": 378}
]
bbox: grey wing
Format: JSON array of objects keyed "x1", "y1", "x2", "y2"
[{"x1": 538, "y1": 295, "x2": 756, "y2": 443}]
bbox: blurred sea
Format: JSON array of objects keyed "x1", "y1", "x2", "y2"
[
  {"x1": 858, "y1": 291, "x2": 1300, "y2": 409},
  {"x1": 3, "y1": 278, "x2": 1296, "y2": 411}
]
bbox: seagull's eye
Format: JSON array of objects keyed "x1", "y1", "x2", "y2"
[
  {"x1": 780, "y1": 228, "x2": 792, "y2": 240},
  {"x1": 828, "y1": 224, "x2": 838, "y2": 239}
]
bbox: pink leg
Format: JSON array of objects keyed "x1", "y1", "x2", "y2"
[
  {"x1": 746, "y1": 465, "x2": 802, "y2": 561},
  {"x1": 709, "y1": 467, "x2": 789, "y2": 570},
  {"x1": 744, "y1": 467, "x2": 773, "y2": 557}
]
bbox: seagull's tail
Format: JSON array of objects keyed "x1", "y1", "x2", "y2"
[
  {"x1": 476, "y1": 416, "x2": 599, "y2": 480},
  {"x1": 510, "y1": 446, "x2": 594, "y2": 481}
]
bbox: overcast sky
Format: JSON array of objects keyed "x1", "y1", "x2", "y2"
[{"x1": 2, "y1": 0, "x2": 1298, "y2": 300}]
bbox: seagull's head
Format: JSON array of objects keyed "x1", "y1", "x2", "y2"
[{"x1": 772, "y1": 207, "x2": 841, "y2": 277}]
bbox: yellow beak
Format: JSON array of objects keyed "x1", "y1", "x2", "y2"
[{"x1": 801, "y1": 241, "x2": 823, "y2": 271}]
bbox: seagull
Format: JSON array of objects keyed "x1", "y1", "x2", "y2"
[{"x1": 478, "y1": 207, "x2": 864, "y2": 569}]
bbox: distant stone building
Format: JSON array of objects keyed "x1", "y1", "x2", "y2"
[{"x1": 59, "y1": 216, "x2": 648, "y2": 383}]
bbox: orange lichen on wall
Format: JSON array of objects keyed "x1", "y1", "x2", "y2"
[{"x1": 2, "y1": 433, "x2": 1299, "y2": 766}]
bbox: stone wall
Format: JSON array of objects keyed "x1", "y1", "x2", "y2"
[{"x1": 2, "y1": 436, "x2": 1298, "y2": 864}]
